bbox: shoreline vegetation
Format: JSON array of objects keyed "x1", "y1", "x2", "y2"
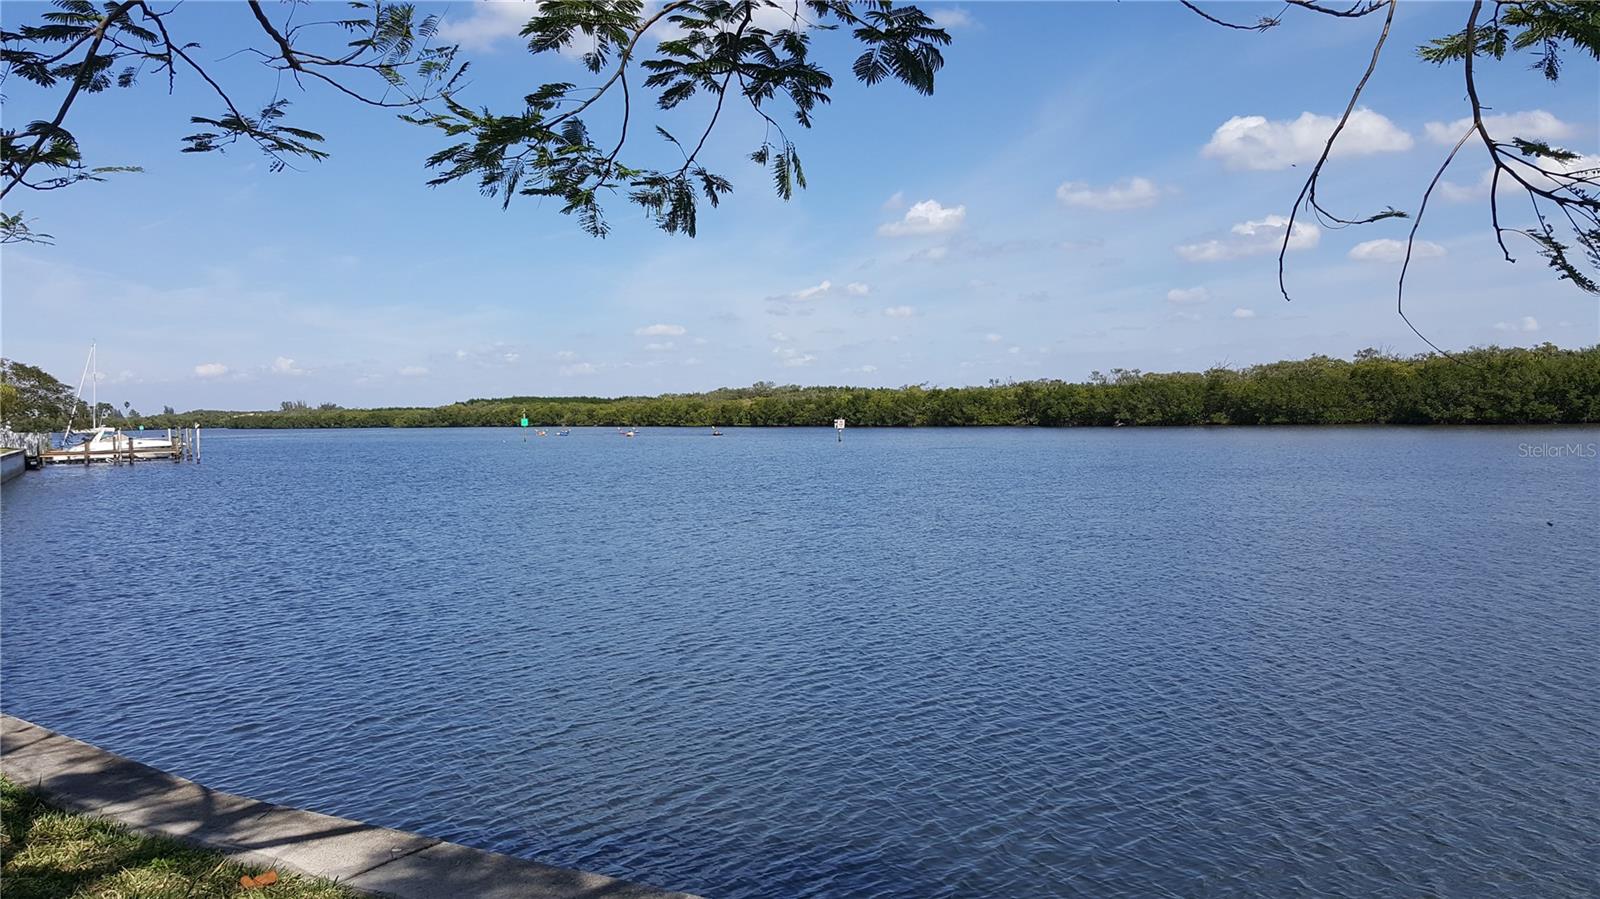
[
  {"x1": 0, "y1": 777, "x2": 355, "y2": 899},
  {"x1": 6, "y1": 346, "x2": 1600, "y2": 432}
]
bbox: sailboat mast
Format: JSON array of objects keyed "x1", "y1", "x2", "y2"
[{"x1": 90, "y1": 341, "x2": 97, "y2": 429}]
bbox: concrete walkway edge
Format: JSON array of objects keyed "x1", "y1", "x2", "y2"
[{"x1": 0, "y1": 714, "x2": 702, "y2": 899}]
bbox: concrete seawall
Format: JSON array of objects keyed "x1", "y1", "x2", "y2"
[
  {"x1": 1, "y1": 448, "x2": 25, "y2": 484},
  {"x1": 0, "y1": 715, "x2": 702, "y2": 898}
]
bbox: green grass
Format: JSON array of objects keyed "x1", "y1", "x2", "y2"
[{"x1": 0, "y1": 778, "x2": 361, "y2": 899}]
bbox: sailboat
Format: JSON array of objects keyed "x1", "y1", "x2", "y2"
[
  {"x1": 47, "y1": 343, "x2": 180, "y2": 462},
  {"x1": 51, "y1": 425, "x2": 177, "y2": 461}
]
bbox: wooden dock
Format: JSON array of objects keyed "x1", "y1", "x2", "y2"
[{"x1": 39, "y1": 427, "x2": 202, "y2": 466}]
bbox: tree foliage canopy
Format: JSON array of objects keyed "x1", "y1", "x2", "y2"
[
  {"x1": 0, "y1": 357, "x2": 76, "y2": 431},
  {"x1": 1, "y1": 0, "x2": 1596, "y2": 317},
  {"x1": 1, "y1": 0, "x2": 947, "y2": 241}
]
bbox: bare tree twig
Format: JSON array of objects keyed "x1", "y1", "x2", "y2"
[
  {"x1": 1276, "y1": 0, "x2": 1398, "y2": 301},
  {"x1": 1284, "y1": 0, "x2": 1389, "y2": 18},
  {"x1": 247, "y1": 0, "x2": 302, "y2": 71},
  {"x1": 292, "y1": 65, "x2": 425, "y2": 108},
  {"x1": 679, "y1": 5, "x2": 755, "y2": 175},
  {"x1": 1179, "y1": 1, "x2": 1279, "y2": 31},
  {"x1": 1397, "y1": 127, "x2": 1473, "y2": 358},
  {"x1": 1488, "y1": 162, "x2": 1513, "y2": 261}
]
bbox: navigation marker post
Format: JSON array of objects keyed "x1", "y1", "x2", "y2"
[{"x1": 834, "y1": 418, "x2": 845, "y2": 443}]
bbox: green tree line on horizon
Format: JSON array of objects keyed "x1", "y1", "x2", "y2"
[{"x1": 7, "y1": 345, "x2": 1594, "y2": 433}]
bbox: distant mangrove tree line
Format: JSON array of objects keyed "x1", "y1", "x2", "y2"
[{"x1": 5, "y1": 346, "x2": 1598, "y2": 433}]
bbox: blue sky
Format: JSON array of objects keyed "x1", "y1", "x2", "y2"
[{"x1": 2, "y1": 0, "x2": 1596, "y2": 410}]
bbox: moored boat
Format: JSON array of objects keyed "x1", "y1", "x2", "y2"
[{"x1": 43, "y1": 425, "x2": 184, "y2": 463}]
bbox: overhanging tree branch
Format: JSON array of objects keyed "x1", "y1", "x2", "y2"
[
  {"x1": 1276, "y1": 0, "x2": 1401, "y2": 302},
  {"x1": 1178, "y1": 1, "x2": 1279, "y2": 32},
  {"x1": 1, "y1": 0, "x2": 137, "y2": 200},
  {"x1": 1455, "y1": 0, "x2": 1600, "y2": 292},
  {"x1": 1398, "y1": 126, "x2": 1473, "y2": 357}
]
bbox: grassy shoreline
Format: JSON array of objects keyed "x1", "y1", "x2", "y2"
[{"x1": 0, "y1": 777, "x2": 358, "y2": 899}]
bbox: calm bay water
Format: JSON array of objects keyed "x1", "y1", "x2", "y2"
[{"x1": 3, "y1": 426, "x2": 1597, "y2": 897}]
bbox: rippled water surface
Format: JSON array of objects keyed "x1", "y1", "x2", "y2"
[{"x1": 4, "y1": 427, "x2": 1597, "y2": 897}]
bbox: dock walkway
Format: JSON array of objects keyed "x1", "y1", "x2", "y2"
[{"x1": 0, "y1": 715, "x2": 700, "y2": 899}]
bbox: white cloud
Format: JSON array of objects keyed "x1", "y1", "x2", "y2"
[
  {"x1": 1056, "y1": 176, "x2": 1163, "y2": 211},
  {"x1": 1202, "y1": 108, "x2": 1413, "y2": 171},
  {"x1": 851, "y1": 364, "x2": 879, "y2": 374},
  {"x1": 560, "y1": 362, "x2": 598, "y2": 376},
  {"x1": 793, "y1": 280, "x2": 832, "y2": 300},
  {"x1": 931, "y1": 7, "x2": 975, "y2": 28},
  {"x1": 772, "y1": 346, "x2": 816, "y2": 367},
  {"x1": 769, "y1": 331, "x2": 793, "y2": 343},
  {"x1": 270, "y1": 356, "x2": 305, "y2": 376},
  {"x1": 1437, "y1": 173, "x2": 1488, "y2": 203},
  {"x1": 635, "y1": 323, "x2": 686, "y2": 336},
  {"x1": 194, "y1": 362, "x2": 228, "y2": 378},
  {"x1": 882, "y1": 191, "x2": 905, "y2": 210},
  {"x1": 1176, "y1": 215, "x2": 1320, "y2": 262},
  {"x1": 1349, "y1": 238, "x2": 1446, "y2": 263},
  {"x1": 883, "y1": 305, "x2": 916, "y2": 318},
  {"x1": 1007, "y1": 345, "x2": 1021, "y2": 355},
  {"x1": 1494, "y1": 316, "x2": 1540, "y2": 333},
  {"x1": 878, "y1": 199, "x2": 966, "y2": 236},
  {"x1": 1233, "y1": 308, "x2": 1257, "y2": 319},
  {"x1": 437, "y1": 1, "x2": 542, "y2": 52},
  {"x1": 555, "y1": 350, "x2": 576, "y2": 360},
  {"x1": 1424, "y1": 109, "x2": 1574, "y2": 145},
  {"x1": 398, "y1": 365, "x2": 429, "y2": 376},
  {"x1": 767, "y1": 280, "x2": 835, "y2": 307},
  {"x1": 846, "y1": 281, "x2": 871, "y2": 296},
  {"x1": 1166, "y1": 287, "x2": 1210, "y2": 305},
  {"x1": 985, "y1": 333, "x2": 1003, "y2": 342},
  {"x1": 645, "y1": 341, "x2": 675, "y2": 352}
]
